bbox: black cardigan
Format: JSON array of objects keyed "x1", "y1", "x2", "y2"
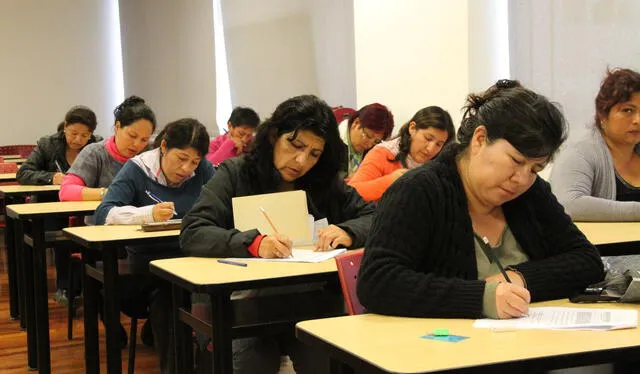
[
  {"x1": 17, "y1": 131, "x2": 101, "y2": 185},
  {"x1": 357, "y1": 145, "x2": 604, "y2": 318},
  {"x1": 180, "y1": 157, "x2": 376, "y2": 258}
]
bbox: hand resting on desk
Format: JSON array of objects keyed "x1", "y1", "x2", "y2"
[{"x1": 315, "y1": 224, "x2": 352, "y2": 251}]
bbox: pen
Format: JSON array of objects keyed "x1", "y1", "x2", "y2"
[
  {"x1": 55, "y1": 160, "x2": 64, "y2": 173},
  {"x1": 259, "y1": 206, "x2": 293, "y2": 258},
  {"x1": 481, "y1": 236, "x2": 512, "y2": 283},
  {"x1": 145, "y1": 190, "x2": 178, "y2": 216},
  {"x1": 217, "y1": 259, "x2": 247, "y2": 267}
]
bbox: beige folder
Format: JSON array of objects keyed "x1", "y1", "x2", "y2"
[{"x1": 232, "y1": 190, "x2": 311, "y2": 244}]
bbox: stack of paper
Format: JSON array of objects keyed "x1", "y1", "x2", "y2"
[
  {"x1": 473, "y1": 307, "x2": 638, "y2": 331},
  {"x1": 231, "y1": 248, "x2": 346, "y2": 263}
]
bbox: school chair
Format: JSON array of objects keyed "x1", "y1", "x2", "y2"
[
  {"x1": 332, "y1": 106, "x2": 356, "y2": 124},
  {"x1": 0, "y1": 144, "x2": 36, "y2": 158},
  {"x1": 334, "y1": 249, "x2": 365, "y2": 315}
]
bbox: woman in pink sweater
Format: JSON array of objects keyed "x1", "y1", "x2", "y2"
[
  {"x1": 349, "y1": 106, "x2": 455, "y2": 202},
  {"x1": 59, "y1": 96, "x2": 156, "y2": 201},
  {"x1": 206, "y1": 106, "x2": 260, "y2": 166}
]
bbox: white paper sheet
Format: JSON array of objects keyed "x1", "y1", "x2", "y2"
[
  {"x1": 230, "y1": 248, "x2": 346, "y2": 263},
  {"x1": 473, "y1": 307, "x2": 638, "y2": 331}
]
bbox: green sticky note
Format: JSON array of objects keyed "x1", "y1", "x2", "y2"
[{"x1": 433, "y1": 328, "x2": 449, "y2": 336}]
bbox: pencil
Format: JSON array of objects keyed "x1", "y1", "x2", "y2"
[
  {"x1": 482, "y1": 236, "x2": 512, "y2": 283},
  {"x1": 259, "y1": 206, "x2": 279, "y2": 234}
]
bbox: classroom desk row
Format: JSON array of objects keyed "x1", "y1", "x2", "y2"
[{"x1": 1, "y1": 183, "x2": 640, "y2": 374}]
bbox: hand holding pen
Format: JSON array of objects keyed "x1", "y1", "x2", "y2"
[
  {"x1": 258, "y1": 206, "x2": 293, "y2": 258},
  {"x1": 52, "y1": 161, "x2": 65, "y2": 185},
  {"x1": 146, "y1": 190, "x2": 177, "y2": 221}
]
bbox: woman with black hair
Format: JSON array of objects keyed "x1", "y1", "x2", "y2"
[
  {"x1": 59, "y1": 95, "x2": 156, "y2": 201},
  {"x1": 349, "y1": 106, "x2": 454, "y2": 201},
  {"x1": 357, "y1": 80, "x2": 604, "y2": 320},
  {"x1": 18, "y1": 105, "x2": 101, "y2": 185},
  {"x1": 181, "y1": 94, "x2": 375, "y2": 373}
]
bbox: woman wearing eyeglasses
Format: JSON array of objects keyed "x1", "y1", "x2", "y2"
[
  {"x1": 349, "y1": 106, "x2": 455, "y2": 202},
  {"x1": 338, "y1": 103, "x2": 394, "y2": 179},
  {"x1": 17, "y1": 105, "x2": 102, "y2": 185}
]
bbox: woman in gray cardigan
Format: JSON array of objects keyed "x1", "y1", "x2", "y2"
[{"x1": 550, "y1": 68, "x2": 640, "y2": 221}]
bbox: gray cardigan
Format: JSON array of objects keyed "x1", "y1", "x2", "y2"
[{"x1": 549, "y1": 129, "x2": 640, "y2": 221}]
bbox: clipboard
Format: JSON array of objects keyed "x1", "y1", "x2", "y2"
[
  {"x1": 141, "y1": 219, "x2": 182, "y2": 232},
  {"x1": 232, "y1": 190, "x2": 311, "y2": 244}
]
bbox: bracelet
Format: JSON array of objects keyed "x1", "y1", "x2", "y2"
[
  {"x1": 98, "y1": 187, "x2": 106, "y2": 198},
  {"x1": 505, "y1": 266, "x2": 527, "y2": 289}
]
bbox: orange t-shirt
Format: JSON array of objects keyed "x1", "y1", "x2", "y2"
[{"x1": 348, "y1": 146, "x2": 402, "y2": 202}]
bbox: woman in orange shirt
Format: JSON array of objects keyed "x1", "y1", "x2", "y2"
[{"x1": 349, "y1": 106, "x2": 455, "y2": 201}]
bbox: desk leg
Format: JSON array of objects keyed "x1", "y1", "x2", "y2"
[
  {"x1": 102, "y1": 244, "x2": 122, "y2": 374},
  {"x1": 5, "y1": 214, "x2": 19, "y2": 320},
  {"x1": 19, "y1": 218, "x2": 38, "y2": 370},
  {"x1": 32, "y1": 218, "x2": 51, "y2": 374},
  {"x1": 16, "y1": 217, "x2": 27, "y2": 330},
  {"x1": 210, "y1": 292, "x2": 233, "y2": 374},
  {"x1": 172, "y1": 284, "x2": 193, "y2": 374},
  {"x1": 82, "y1": 248, "x2": 100, "y2": 374}
]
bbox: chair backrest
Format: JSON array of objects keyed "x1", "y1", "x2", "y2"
[
  {"x1": 332, "y1": 106, "x2": 356, "y2": 124},
  {"x1": 334, "y1": 249, "x2": 365, "y2": 315},
  {"x1": 0, "y1": 162, "x2": 18, "y2": 173},
  {"x1": 0, "y1": 145, "x2": 36, "y2": 157}
]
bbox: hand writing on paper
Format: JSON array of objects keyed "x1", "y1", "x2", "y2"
[
  {"x1": 315, "y1": 225, "x2": 352, "y2": 251},
  {"x1": 485, "y1": 270, "x2": 526, "y2": 288},
  {"x1": 258, "y1": 233, "x2": 293, "y2": 258},
  {"x1": 495, "y1": 282, "x2": 530, "y2": 319},
  {"x1": 52, "y1": 172, "x2": 65, "y2": 185},
  {"x1": 152, "y1": 202, "x2": 175, "y2": 222}
]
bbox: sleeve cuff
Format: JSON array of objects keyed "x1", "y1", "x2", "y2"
[
  {"x1": 247, "y1": 234, "x2": 264, "y2": 257},
  {"x1": 482, "y1": 281, "x2": 499, "y2": 319}
]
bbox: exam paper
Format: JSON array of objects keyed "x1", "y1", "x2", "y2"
[
  {"x1": 230, "y1": 248, "x2": 346, "y2": 263},
  {"x1": 473, "y1": 307, "x2": 638, "y2": 331}
]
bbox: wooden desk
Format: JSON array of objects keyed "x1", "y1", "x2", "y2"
[
  {"x1": 64, "y1": 225, "x2": 180, "y2": 374},
  {"x1": 0, "y1": 172, "x2": 17, "y2": 182},
  {"x1": 297, "y1": 300, "x2": 640, "y2": 374},
  {"x1": 150, "y1": 257, "x2": 339, "y2": 374},
  {"x1": 4, "y1": 157, "x2": 27, "y2": 163},
  {"x1": 2, "y1": 154, "x2": 22, "y2": 159},
  {"x1": 575, "y1": 222, "x2": 640, "y2": 256},
  {"x1": 7, "y1": 200, "x2": 99, "y2": 373},
  {"x1": 0, "y1": 185, "x2": 61, "y2": 322}
]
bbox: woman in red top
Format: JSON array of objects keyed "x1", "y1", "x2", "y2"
[{"x1": 349, "y1": 106, "x2": 455, "y2": 201}]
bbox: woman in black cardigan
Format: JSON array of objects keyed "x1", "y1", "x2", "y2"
[
  {"x1": 179, "y1": 95, "x2": 374, "y2": 374},
  {"x1": 358, "y1": 80, "x2": 604, "y2": 320}
]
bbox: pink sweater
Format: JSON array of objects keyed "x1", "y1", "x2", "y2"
[
  {"x1": 206, "y1": 134, "x2": 240, "y2": 166},
  {"x1": 59, "y1": 136, "x2": 129, "y2": 201}
]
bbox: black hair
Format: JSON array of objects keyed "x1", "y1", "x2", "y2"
[
  {"x1": 244, "y1": 95, "x2": 345, "y2": 194},
  {"x1": 152, "y1": 118, "x2": 210, "y2": 157},
  {"x1": 458, "y1": 79, "x2": 566, "y2": 160},
  {"x1": 228, "y1": 106, "x2": 260, "y2": 128},
  {"x1": 113, "y1": 95, "x2": 157, "y2": 131},
  {"x1": 393, "y1": 106, "x2": 455, "y2": 167},
  {"x1": 57, "y1": 105, "x2": 98, "y2": 132}
]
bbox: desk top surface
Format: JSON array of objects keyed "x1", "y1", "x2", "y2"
[
  {"x1": 0, "y1": 173, "x2": 16, "y2": 181},
  {"x1": 0, "y1": 184, "x2": 60, "y2": 194},
  {"x1": 575, "y1": 221, "x2": 640, "y2": 245},
  {"x1": 2, "y1": 154, "x2": 22, "y2": 159},
  {"x1": 150, "y1": 256, "x2": 337, "y2": 286},
  {"x1": 7, "y1": 200, "x2": 99, "y2": 217},
  {"x1": 296, "y1": 299, "x2": 640, "y2": 373},
  {"x1": 63, "y1": 224, "x2": 179, "y2": 243}
]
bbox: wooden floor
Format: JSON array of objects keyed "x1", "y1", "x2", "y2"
[{"x1": 0, "y1": 236, "x2": 160, "y2": 373}]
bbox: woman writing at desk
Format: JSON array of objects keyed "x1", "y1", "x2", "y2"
[
  {"x1": 357, "y1": 80, "x2": 604, "y2": 320},
  {"x1": 181, "y1": 94, "x2": 375, "y2": 373}
]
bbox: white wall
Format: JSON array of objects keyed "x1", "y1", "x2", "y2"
[
  {"x1": 0, "y1": 0, "x2": 122, "y2": 143},
  {"x1": 221, "y1": 0, "x2": 318, "y2": 119},
  {"x1": 119, "y1": 0, "x2": 217, "y2": 135},
  {"x1": 353, "y1": 0, "x2": 470, "y2": 130},
  {"x1": 510, "y1": 0, "x2": 640, "y2": 144}
]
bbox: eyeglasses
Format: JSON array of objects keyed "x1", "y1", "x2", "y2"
[
  {"x1": 361, "y1": 128, "x2": 384, "y2": 145},
  {"x1": 64, "y1": 130, "x2": 92, "y2": 140}
]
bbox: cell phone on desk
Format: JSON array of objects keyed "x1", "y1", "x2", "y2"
[{"x1": 141, "y1": 219, "x2": 182, "y2": 232}]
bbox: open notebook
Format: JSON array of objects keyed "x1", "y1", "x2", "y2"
[{"x1": 229, "y1": 248, "x2": 346, "y2": 263}]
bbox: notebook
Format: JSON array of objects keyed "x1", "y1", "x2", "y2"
[{"x1": 141, "y1": 219, "x2": 182, "y2": 232}]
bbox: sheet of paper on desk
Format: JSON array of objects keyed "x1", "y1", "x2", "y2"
[
  {"x1": 473, "y1": 307, "x2": 638, "y2": 331},
  {"x1": 231, "y1": 248, "x2": 346, "y2": 263}
]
